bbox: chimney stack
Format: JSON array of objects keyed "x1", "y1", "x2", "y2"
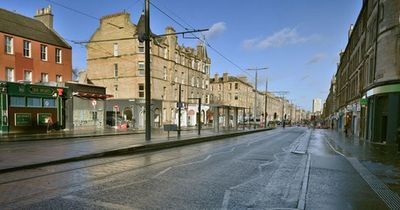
[
  {"x1": 223, "y1": 73, "x2": 229, "y2": 82},
  {"x1": 34, "y1": 5, "x2": 53, "y2": 29},
  {"x1": 214, "y1": 73, "x2": 219, "y2": 81}
]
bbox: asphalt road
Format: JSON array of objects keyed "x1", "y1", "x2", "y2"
[{"x1": 0, "y1": 127, "x2": 389, "y2": 209}]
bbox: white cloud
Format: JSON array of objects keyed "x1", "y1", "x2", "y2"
[
  {"x1": 306, "y1": 53, "x2": 326, "y2": 64},
  {"x1": 242, "y1": 28, "x2": 316, "y2": 50},
  {"x1": 204, "y1": 22, "x2": 226, "y2": 39}
]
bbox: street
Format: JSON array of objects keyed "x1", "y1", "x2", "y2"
[{"x1": 0, "y1": 128, "x2": 391, "y2": 209}]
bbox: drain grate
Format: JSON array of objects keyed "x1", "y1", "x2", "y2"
[{"x1": 347, "y1": 157, "x2": 400, "y2": 210}]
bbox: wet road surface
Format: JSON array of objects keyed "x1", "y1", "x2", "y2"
[{"x1": 0, "y1": 128, "x2": 392, "y2": 209}]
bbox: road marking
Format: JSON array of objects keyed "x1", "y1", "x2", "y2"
[
  {"x1": 152, "y1": 167, "x2": 172, "y2": 178},
  {"x1": 221, "y1": 190, "x2": 231, "y2": 210},
  {"x1": 297, "y1": 154, "x2": 311, "y2": 210},
  {"x1": 63, "y1": 195, "x2": 134, "y2": 210},
  {"x1": 324, "y1": 137, "x2": 400, "y2": 210}
]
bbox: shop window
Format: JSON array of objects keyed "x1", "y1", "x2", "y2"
[
  {"x1": 10, "y1": 96, "x2": 25, "y2": 107},
  {"x1": 27, "y1": 97, "x2": 42, "y2": 107},
  {"x1": 92, "y1": 111, "x2": 98, "y2": 120},
  {"x1": 43, "y1": 98, "x2": 56, "y2": 108}
]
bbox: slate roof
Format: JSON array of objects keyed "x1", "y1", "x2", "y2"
[{"x1": 0, "y1": 8, "x2": 71, "y2": 48}]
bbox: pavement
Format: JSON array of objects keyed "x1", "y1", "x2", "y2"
[
  {"x1": 312, "y1": 128, "x2": 400, "y2": 207},
  {"x1": 0, "y1": 126, "x2": 272, "y2": 174}
]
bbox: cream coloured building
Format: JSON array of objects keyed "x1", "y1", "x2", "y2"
[{"x1": 86, "y1": 12, "x2": 211, "y2": 129}]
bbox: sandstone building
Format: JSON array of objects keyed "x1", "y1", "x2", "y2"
[{"x1": 86, "y1": 12, "x2": 211, "y2": 129}]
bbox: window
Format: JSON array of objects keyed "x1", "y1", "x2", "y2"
[
  {"x1": 10, "y1": 96, "x2": 25, "y2": 107},
  {"x1": 181, "y1": 72, "x2": 185, "y2": 84},
  {"x1": 182, "y1": 56, "x2": 185, "y2": 65},
  {"x1": 43, "y1": 98, "x2": 56, "y2": 108},
  {"x1": 175, "y1": 52, "x2": 179, "y2": 63},
  {"x1": 113, "y1": 43, "x2": 119, "y2": 56},
  {"x1": 40, "y1": 45, "x2": 47, "y2": 61},
  {"x1": 114, "y1": 85, "x2": 118, "y2": 91},
  {"x1": 92, "y1": 111, "x2": 98, "y2": 120},
  {"x1": 23, "y1": 40, "x2": 31, "y2": 57},
  {"x1": 114, "y1": 63, "x2": 118, "y2": 78},
  {"x1": 163, "y1": 48, "x2": 168, "y2": 59},
  {"x1": 138, "y1": 41, "x2": 144, "y2": 53},
  {"x1": 27, "y1": 97, "x2": 42, "y2": 107},
  {"x1": 41, "y1": 73, "x2": 48, "y2": 83},
  {"x1": 24, "y1": 70, "x2": 32, "y2": 82},
  {"x1": 56, "y1": 75, "x2": 63, "y2": 82},
  {"x1": 235, "y1": 95, "x2": 239, "y2": 100},
  {"x1": 229, "y1": 83, "x2": 232, "y2": 90},
  {"x1": 235, "y1": 83, "x2": 239, "y2": 89},
  {"x1": 138, "y1": 83, "x2": 144, "y2": 98},
  {"x1": 163, "y1": 66, "x2": 167, "y2": 80},
  {"x1": 6, "y1": 68, "x2": 14, "y2": 82},
  {"x1": 162, "y1": 87, "x2": 166, "y2": 99},
  {"x1": 55, "y1": 48, "x2": 62, "y2": 63},
  {"x1": 138, "y1": 61, "x2": 145, "y2": 76},
  {"x1": 5, "y1": 36, "x2": 13, "y2": 54}
]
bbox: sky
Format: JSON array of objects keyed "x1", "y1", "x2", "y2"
[{"x1": 1, "y1": 0, "x2": 363, "y2": 111}]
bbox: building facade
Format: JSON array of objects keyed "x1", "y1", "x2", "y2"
[
  {"x1": 0, "y1": 6, "x2": 72, "y2": 84},
  {"x1": 86, "y1": 12, "x2": 211, "y2": 129},
  {"x1": 209, "y1": 72, "x2": 303, "y2": 128},
  {"x1": 0, "y1": 6, "x2": 72, "y2": 134},
  {"x1": 324, "y1": 0, "x2": 400, "y2": 143}
]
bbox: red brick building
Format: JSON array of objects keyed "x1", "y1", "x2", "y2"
[{"x1": 0, "y1": 6, "x2": 72, "y2": 84}]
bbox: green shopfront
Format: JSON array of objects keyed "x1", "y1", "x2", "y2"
[
  {"x1": 0, "y1": 82, "x2": 68, "y2": 134},
  {"x1": 366, "y1": 83, "x2": 400, "y2": 144}
]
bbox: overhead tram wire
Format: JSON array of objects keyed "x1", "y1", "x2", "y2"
[
  {"x1": 148, "y1": 1, "x2": 255, "y2": 80},
  {"x1": 43, "y1": 0, "x2": 125, "y2": 29}
]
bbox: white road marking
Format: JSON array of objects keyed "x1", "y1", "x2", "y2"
[
  {"x1": 297, "y1": 154, "x2": 311, "y2": 210},
  {"x1": 221, "y1": 190, "x2": 231, "y2": 210},
  {"x1": 63, "y1": 195, "x2": 134, "y2": 210},
  {"x1": 152, "y1": 167, "x2": 172, "y2": 178}
]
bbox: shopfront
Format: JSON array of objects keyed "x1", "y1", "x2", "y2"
[
  {"x1": 0, "y1": 82, "x2": 67, "y2": 134},
  {"x1": 367, "y1": 84, "x2": 400, "y2": 144}
]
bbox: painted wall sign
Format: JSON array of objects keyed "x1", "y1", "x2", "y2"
[
  {"x1": 37, "y1": 113, "x2": 52, "y2": 126},
  {"x1": 15, "y1": 113, "x2": 32, "y2": 126}
]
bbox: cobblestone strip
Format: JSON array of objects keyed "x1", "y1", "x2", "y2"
[
  {"x1": 347, "y1": 157, "x2": 400, "y2": 210},
  {"x1": 291, "y1": 130, "x2": 311, "y2": 154},
  {"x1": 325, "y1": 137, "x2": 400, "y2": 210}
]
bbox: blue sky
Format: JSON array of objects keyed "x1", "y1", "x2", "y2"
[{"x1": 1, "y1": 0, "x2": 362, "y2": 111}]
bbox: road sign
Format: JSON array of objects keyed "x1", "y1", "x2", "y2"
[{"x1": 91, "y1": 99, "x2": 97, "y2": 107}]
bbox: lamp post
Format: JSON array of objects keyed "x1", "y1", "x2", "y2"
[{"x1": 247, "y1": 67, "x2": 268, "y2": 129}]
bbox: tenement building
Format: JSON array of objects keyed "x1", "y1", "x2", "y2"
[
  {"x1": 209, "y1": 73, "x2": 300, "y2": 128},
  {"x1": 0, "y1": 6, "x2": 72, "y2": 133},
  {"x1": 86, "y1": 12, "x2": 211, "y2": 129},
  {"x1": 324, "y1": 0, "x2": 400, "y2": 143}
]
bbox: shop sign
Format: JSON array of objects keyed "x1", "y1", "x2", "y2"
[
  {"x1": 360, "y1": 98, "x2": 368, "y2": 106},
  {"x1": 91, "y1": 100, "x2": 97, "y2": 108},
  {"x1": 15, "y1": 113, "x2": 31, "y2": 126},
  {"x1": 37, "y1": 113, "x2": 52, "y2": 126},
  {"x1": 29, "y1": 86, "x2": 53, "y2": 95}
]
